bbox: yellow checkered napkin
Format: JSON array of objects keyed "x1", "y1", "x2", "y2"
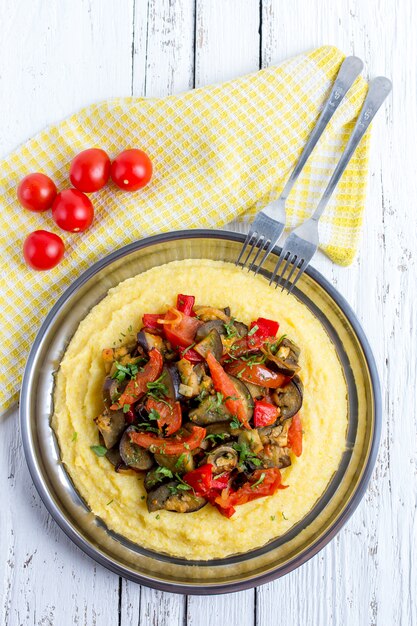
[{"x1": 0, "y1": 45, "x2": 370, "y2": 412}]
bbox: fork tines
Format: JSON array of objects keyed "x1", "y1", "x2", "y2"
[
  {"x1": 236, "y1": 210, "x2": 285, "y2": 273},
  {"x1": 270, "y1": 245, "x2": 309, "y2": 295},
  {"x1": 236, "y1": 229, "x2": 270, "y2": 273}
]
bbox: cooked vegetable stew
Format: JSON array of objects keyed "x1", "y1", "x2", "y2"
[{"x1": 93, "y1": 294, "x2": 303, "y2": 517}]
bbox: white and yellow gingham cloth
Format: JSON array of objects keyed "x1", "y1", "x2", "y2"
[{"x1": 0, "y1": 46, "x2": 370, "y2": 413}]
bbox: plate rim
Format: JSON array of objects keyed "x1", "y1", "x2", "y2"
[{"x1": 20, "y1": 228, "x2": 382, "y2": 594}]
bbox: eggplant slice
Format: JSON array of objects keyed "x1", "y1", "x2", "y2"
[
  {"x1": 105, "y1": 446, "x2": 136, "y2": 474},
  {"x1": 228, "y1": 375, "x2": 254, "y2": 422},
  {"x1": 94, "y1": 410, "x2": 126, "y2": 449},
  {"x1": 102, "y1": 376, "x2": 126, "y2": 408},
  {"x1": 194, "y1": 328, "x2": 223, "y2": 361},
  {"x1": 264, "y1": 338, "x2": 301, "y2": 376},
  {"x1": 189, "y1": 394, "x2": 232, "y2": 425},
  {"x1": 160, "y1": 364, "x2": 183, "y2": 401},
  {"x1": 137, "y1": 330, "x2": 165, "y2": 354},
  {"x1": 153, "y1": 451, "x2": 195, "y2": 473},
  {"x1": 206, "y1": 444, "x2": 239, "y2": 473},
  {"x1": 259, "y1": 446, "x2": 292, "y2": 469},
  {"x1": 147, "y1": 482, "x2": 207, "y2": 513},
  {"x1": 119, "y1": 426, "x2": 154, "y2": 470},
  {"x1": 195, "y1": 320, "x2": 225, "y2": 341},
  {"x1": 272, "y1": 375, "x2": 303, "y2": 420},
  {"x1": 195, "y1": 319, "x2": 248, "y2": 342}
]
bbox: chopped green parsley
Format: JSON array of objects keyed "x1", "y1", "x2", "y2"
[{"x1": 90, "y1": 445, "x2": 107, "y2": 457}]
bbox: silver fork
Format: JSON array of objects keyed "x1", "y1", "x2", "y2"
[
  {"x1": 271, "y1": 76, "x2": 392, "y2": 294},
  {"x1": 236, "y1": 55, "x2": 364, "y2": 272}
]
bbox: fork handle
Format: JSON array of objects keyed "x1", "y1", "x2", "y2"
[
  {"x1": 311, "y1": 76, "x2": 392, "y2": 221},
  {"x1": 279, "y1": 55, "x2": 364, "y2": 202}
]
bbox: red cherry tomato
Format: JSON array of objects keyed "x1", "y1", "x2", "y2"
[
  {"x1": 23, "y1": 230, "x2": 65, "y2": 270},
  {"x1": 17, "y1": 173, "x2": 57, "y2": 212},
  {"x1": 69, "y1": 148, "x2": 111, "y2": 192},
  {"x1": 111, "y1": 149, "x2": 153, "y2": 191},
  {"x1": 52, "y1": 189, "x2": 94, "y2": 232}
]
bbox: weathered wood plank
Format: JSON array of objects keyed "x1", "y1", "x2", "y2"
[
  {"x1": 0, "y1": 0, "x2": 134, "y2": 159},
  {"x1": 188, "y1": 1, "x2": 261, "y2": 621},
  {"x1": 258, "y1": 1, "x2": 416, "y2": 626},
  {"x1": 0, "y1": 1, "x2": 135, "y2": 625},
  {"x1": 122, "y1": 2, "x2": 197, "y2": 623},
  {"x1": 133, "y1": 0, "x2": 196, "y2": 98},
  {"x1": 194, "y1": 0, "x2": 260, "y2": 87}
]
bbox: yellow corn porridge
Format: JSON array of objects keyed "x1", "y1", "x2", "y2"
[{"x1": 52, "y1": 259, "x2": 347, "y2": 560}]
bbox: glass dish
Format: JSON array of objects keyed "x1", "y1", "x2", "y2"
[{"x1": 20, "y1": 229, "x2": 381, "y2": 594}]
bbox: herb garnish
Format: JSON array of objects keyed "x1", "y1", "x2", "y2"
[
  {"x1": 112, "y1": 361, "x2": 142, "y2": 382},
  {"x1": 122, "y1": 404, "x2": 130, "y2": 413},
  {"x1": 232, "y1": 442, "x2": 262, "y2": 469},
  {"x1": 181, "y1": 342, "x2": 196, "y2": 356},
  {"x1": 167, "y1": 474, "x2": 193, "y2": 495},
  {"x1": 223, "y1": 318, "x2": 237, "y2": 338},
  {"x1": 282, "y1": 511, "x2": 288, "y2": 520},
  {"x1": 210, "y1": 392, "x2": 224, "y2": 410},
  {"x1": 205, "y1": 432, "x2": 228, "y2": 443},
  {"x1": 229, "y1": 415, "x2": 241, "y2": 430},
  {"x1": 269, "y1": 335, "x2": 287, "y2": 354},
  {"x1": 136, "y1": 423, "x2": 160, "y2": 434},
  {"x1": 146, "y1": 374, "x2": 169, "y2": 403},
  {"x1": 247, "y1": 324, "x2": 259, "y2": 336},
  {"x1": 195, "y1": 389, "x2": 209, "y2": 402},
  {"x1": 148, "y1": 408, "x2": 161, "y2": 421},
  {"x1": 146, "y1": 466, "x2": 174, "y2": 489},
  {"x1": 90, "y1": 445, "x2": 107, "y2": 457},
  {"x1": 175, "y1": 473, "x2": 192, "y2": 490},
  {"x1": 174, "y1": 453, "x2": 187, "y2": 469},
  {"x1": 106, "y1": 499, "x2": 114, "y2": 506},
  {"x1": 251, "y1": 472, "x2": 266, "y2": 489},
  {"x1": 72, "y1": 432, "x2": 78, "y2": 442},
  {"x1": 240, "y1": 353, "x2": 267, "y2": 366}
]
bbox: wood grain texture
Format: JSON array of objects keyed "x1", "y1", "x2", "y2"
[{"x1": 1, "y1": 1, "x2": 416, "y2": 625}]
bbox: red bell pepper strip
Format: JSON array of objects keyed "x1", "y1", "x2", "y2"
[
  {"x1": 180, "y1": 346, "x2": 204, "y2": 363},
  {"x1": 253, "y1": 399, "x2": 279, "y2": 427},
  {"x1": 226, "y1": 318, "x2": 279, "y2": 357},
  {"x1": 206, "y1": 352, "x2": 251, "y2": 429},
  {"x1": 112, "y1": 348, "x2": 163, "y2": 408},
  {"x1": 215, "y1": 468, "x2": 287, "y2": 511},
  {"x1": 247, "y1": 317, "x2": 279, "y2": 349},
  {"x1": 211, "y1": 472, "x2": 231, "y2": 491},
  {"x1": 183, "y1": 464, "x2": 232, "y2": 496},
  {"x1": 176, "y1": 294, "x2": 195, "y2": 316},
  {"x1": 162, "y1": 308, "x2": 201, "y2": 349},
  {"x1": 213, "y1": 502, "x2": 236, "y2": 518},
  {"x1": 129, "y1": 425, "x2": 206, "y2": 455},
  {"x1": 183, "y1": 464, "x2": 235, "y2": 517},
  {"x1": 226, "y1": 336, "x2": 260, "y2": 358},
  {"x1": 183, "y1": 464, "x2": 214, "y2": 496},
  {"x1": 224, "y1": 360, "x2": 288, "y2": 389},
  {"x1": 145, "y1": 396, "x2": 182, "y2": 437},
  {"x1": 287, "y1": 413, "x2": 303, "y2": 457},
  {"x1": 142, "y1": 313, "x2": 164, "y2": 330},
  {"x1": 251, "y1": 317, "x2": 279, "y2": 338}
]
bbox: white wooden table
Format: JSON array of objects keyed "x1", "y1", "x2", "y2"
[{"x1": 1, "y1": 1, "x2": 415, "y2": 625}]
